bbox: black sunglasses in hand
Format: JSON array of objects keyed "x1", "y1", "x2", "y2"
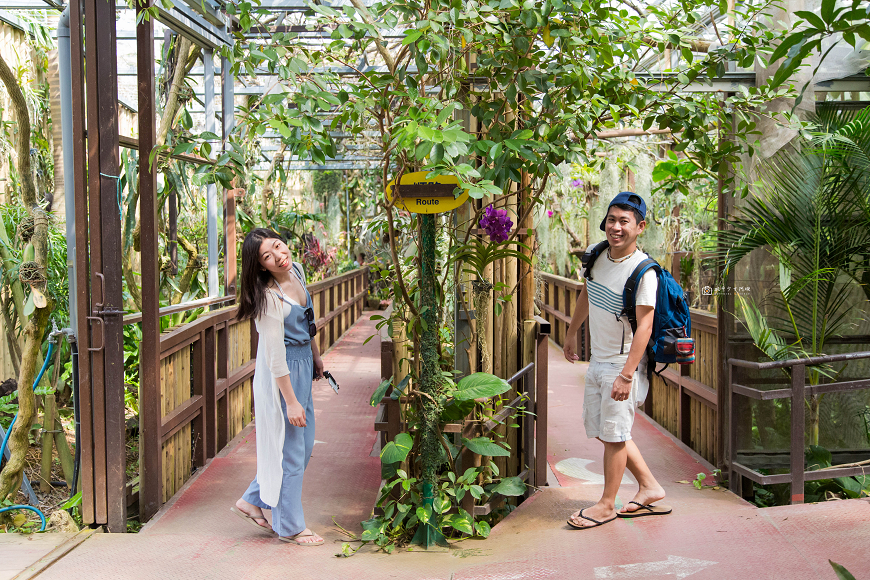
[{"x1": 304, "y1": 307, "x2": 317, "y2": 338}]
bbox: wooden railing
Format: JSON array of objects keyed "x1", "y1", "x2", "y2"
[
  {"x1": 538, "y1": 272, "x2": 721, "y2": 466},
  {"x1": 309, "y1": 267, "x2": 369, "y2": 355},
  {"x1": 137, "y1": 267, "x2": 370, "y2": 520},
  {"x1": 647, "y1": 309, "x2": 719, "y2": 465},
  {"x1": 538, "y1": 272, "x2": 590, "y2": 361},
  {"x1": 376, "y1": 307, "x2": 550, "y2": 513},
  {"x1": 138, "y1": 307, "x2": 256, "y2": 516},
  {"x1": 728, "y1": 351, "x2": 870, "y2": 504}
]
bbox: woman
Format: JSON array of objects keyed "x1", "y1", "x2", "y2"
[{"x1": 230, "y1": 228, "x2": 325, "y2": 546}]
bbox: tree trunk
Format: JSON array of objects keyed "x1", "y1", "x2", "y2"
[
  {"x1": 0, "y1": 49, "x2": 53, "y2": 501},
  {"x1": 172, "y1": 235, "x2": 200, "y2": 303},
  {"x1": 261, "y1": 142, "x2": 287, "y2": 222}
]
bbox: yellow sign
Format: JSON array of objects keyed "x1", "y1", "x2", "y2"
[{"x1": 385, "y1": 172, "x2": 468, "y2": 214}]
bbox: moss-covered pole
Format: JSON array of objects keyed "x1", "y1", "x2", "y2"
[{"x1": 411, "y1": 212, "x2": 447, "y2": 548}]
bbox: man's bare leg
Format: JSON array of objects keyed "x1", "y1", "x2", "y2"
[
  {"x1": 621, "y1": 439, "x2": 665, "y2": 513},
  {"x1": 569, "y1": 441, "x2": 626, "y2": 527}
]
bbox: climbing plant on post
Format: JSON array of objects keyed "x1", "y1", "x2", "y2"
[{"x1": 412, "y1": 212, "x2": 448, "y2": 548}]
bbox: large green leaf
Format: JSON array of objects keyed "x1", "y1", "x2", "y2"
[
  {"x1": 455, "y1": 373, "x2": 511, "y2": 401},
  {"x1": 360, "y1": 517, "x2": 384, "y2": 541},
  {"x1": 442, "y1": 510, "x2": 473, "y2": 534},
  {"x1": 490, "y1": 476, "x2": 526, "y2": 497},
  {"x1": 370, "y1": 377, "x2": 392, "y2": 407},
  {"x1": 806, "y1": 445, "x2": 832, "y2": 470},
  {"x1": 834, "y1": 476, "x2": 863, "y2": 498},
  {"x1": 389, "y1": 375, "x2": 411, "y2": 401},
  {"x1": 381, "y1": 432, "x2": 414, "y2": 464},
  {"x1": 463, "y1": 436, "x2": 510, "y2": 457},
  {"x1": 440, "y1": 398, "x2": 475, "y2": 422},
  {"x1": 474, "y1": 520, "x2": 491, "y2": 538}
]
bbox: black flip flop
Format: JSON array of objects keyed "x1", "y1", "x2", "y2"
[
  {"x1": 567, "y1": 508, "x2": 618, "y2": 530},
  {"x1": 617, "y1": 501, "x2": 673, "y2": 518}
]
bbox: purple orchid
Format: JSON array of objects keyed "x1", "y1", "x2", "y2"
[
  {"x1": 479, "y1": 206, "x2": 513, "y2": 243},
  {"x1": 547, "y1": 210, "x2": 554, "y2": 218},
  {"x1": 570, "y1": 179, "x2": 583, "y2": 188}
]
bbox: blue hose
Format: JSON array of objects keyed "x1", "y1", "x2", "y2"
[
  {"x1": 0, "y1": 505, "x2": 47, "y2": 531},
  {"x1": 0, "y1": 341, "x2": 56, "y2": 532}
]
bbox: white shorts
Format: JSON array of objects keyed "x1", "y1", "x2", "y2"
[{"x1": 583, "y1": 360, "x2": 649, "y2": 443}]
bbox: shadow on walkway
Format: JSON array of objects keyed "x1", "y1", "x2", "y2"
[{"x1": 19, "y1": 323, "x2": 870, "y2": 579}]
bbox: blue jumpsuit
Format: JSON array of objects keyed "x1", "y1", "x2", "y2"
[{"x1": 242, "y1": 265, "x2": 315, "y2": 538}]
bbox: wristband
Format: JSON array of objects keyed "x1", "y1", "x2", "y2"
[{"x1": 618, "y1": 373, "x2": 632, "y2": 382}]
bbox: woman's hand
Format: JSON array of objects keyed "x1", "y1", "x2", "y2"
[
  {"x1": 286, "y1": 400, "x2": 307, "y2": 427},
  {"x1": 313, "y1": 355, "x2": 324, "y2": 380}
]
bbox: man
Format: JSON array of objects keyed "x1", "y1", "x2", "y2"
[{"x1": 563, "y1": 192, "x2": 671, "y2": 529}]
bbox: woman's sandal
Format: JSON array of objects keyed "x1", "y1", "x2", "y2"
[
  {"x1": 279, "y1": 529, "x2": 324, "y2": 546},
  {"x1": 230, "y1": 506, "x2": 274, "y2": 533}
]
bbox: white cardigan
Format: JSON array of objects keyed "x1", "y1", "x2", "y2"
[{"x1": 252, "y1": 290, "x2": 292, "y2": 506}]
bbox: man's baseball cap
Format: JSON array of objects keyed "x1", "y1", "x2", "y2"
[{"x1": 599, "y1": 192, "x2": 647, "y2": 231}]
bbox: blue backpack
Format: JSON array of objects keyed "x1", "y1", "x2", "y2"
[{"x1": 582, "y1": 241, "x2": 695, "y2": 378}]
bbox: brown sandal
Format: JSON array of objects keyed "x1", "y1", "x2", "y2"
[
  {"x1": 617, "y1": 501, "x2": 673, "y2": 518},
  {"x1": 230, "y1": 506, "x2": 274, "y2": 533}
]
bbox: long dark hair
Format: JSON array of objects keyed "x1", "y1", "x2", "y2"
[{"x1": 236, "y1": 228, "x2": 286, "y2": 321}]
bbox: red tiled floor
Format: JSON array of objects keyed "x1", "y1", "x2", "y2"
[{"x1": 30, "y1": 330, "x2": 870, "y2": 580}]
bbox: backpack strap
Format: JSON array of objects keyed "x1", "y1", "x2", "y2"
[
  {"x1": 580, "y1": 240, "x2": 609, "y2": 281},
  {"x1": 622, "y1": 257, "x2": 659, "y2": 335},
  {"x1": 622, "y1": 256, "x2": 661, "y2": 381}
]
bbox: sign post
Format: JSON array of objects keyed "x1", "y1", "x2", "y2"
[{"x1": 389, "y1": 172, "x2": 465, "y2": 549}]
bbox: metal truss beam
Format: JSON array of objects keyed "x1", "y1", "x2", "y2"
[
  {"x1": 815, "y1": 75, "x2": 870, "y2": 92},
  {"x1": 156, "y1": 0, "x2": 230, "y2": 49},
  {"x1": 633, "y1": 71, "x2": 756, "y2": 92}
]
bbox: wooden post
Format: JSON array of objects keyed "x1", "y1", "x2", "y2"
[
  {"x1": 728, "y1": 362, "x2": 739, "y2": 495},
  {"x1": 216, "y1": 325, "x2": 229, "y2": 450},
  {"x1": 519, "y1": 171, "x2": 534, "y2": 323},
  {"x1": 137, "y1": 0, "x2": 161, "y2": 521},
  {"x1": 717, "y1": 96, "x2": 735, "y2": 472},
  {"x1": 224, "y1": 189, "x2": 237, "y2": 296},
  {"x1": 318, "y1": 289, "x2": 326, "y2": 355},
  {"x1": 203, "y1": 326, "x2": 217, "y2": 459},
  {"x1": 192, "y1": 333, "x2": 206, "y2": 468},
  {"x1": 85, "y1": 0, "x2": 126, "y2": 531},
  {"x1": 70, "y1": 0, "x2": 95, "y2": 524},
  {"x1": 522, "y1": 319, "x2": 535, "y2": 480},
  {"x1": 679, "y1": 382, "x2": 691, "y2": 446},
  {"x1": 534, "y1": 317, "x2": 550, "y2": 487},
  {"x1": 329, "y1": 284, "x2": 335, "y2": 350},
  {"x1": 790, "y1": 364, "x2": 806, "y2": 504}
]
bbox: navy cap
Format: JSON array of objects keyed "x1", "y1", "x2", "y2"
[{"x1": 599, "y1": 192, "x2": 647, "y2": 231}]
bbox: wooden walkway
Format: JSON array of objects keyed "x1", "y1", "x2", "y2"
[{"x1": 4, "y1": 316, "x2": 869, "y2": 580}]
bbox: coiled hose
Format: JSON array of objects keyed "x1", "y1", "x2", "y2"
[{"x1": 0, "y1": 340, "x2": 56, "y2": 532}]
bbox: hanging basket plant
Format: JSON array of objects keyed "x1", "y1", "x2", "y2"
[
  {"x1": 18, "y1": 261, "x2": 45, "y2": 286},
  {"x1": 16, "y1": 215, "x2": 35, "y2": 243}
]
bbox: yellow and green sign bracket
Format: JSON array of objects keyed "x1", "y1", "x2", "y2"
[{"x1": 385, "y1": 171, "x2": 468, "y2": 214}]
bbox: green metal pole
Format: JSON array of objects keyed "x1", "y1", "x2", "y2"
[{"x1": 411, "y1": 213, "x2": 448, "y2": 548}]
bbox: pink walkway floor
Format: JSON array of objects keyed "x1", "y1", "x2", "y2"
[{"x1": 22, "y1": 318, "x2": 870, "y2": 579}]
